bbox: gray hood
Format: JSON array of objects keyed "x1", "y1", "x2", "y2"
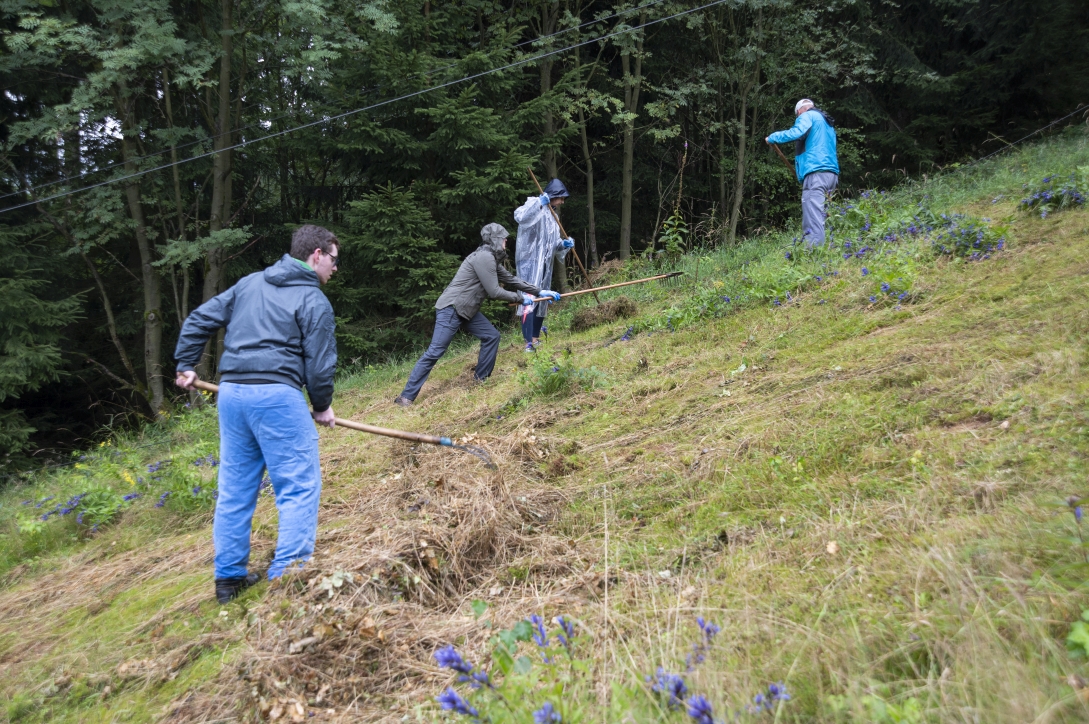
[
  {"x1": 480, "y1": 223, "x2": 510, "y2": 253},
  {"x1": 264, "y1": 254, "x2": 319, "y2": 287}
]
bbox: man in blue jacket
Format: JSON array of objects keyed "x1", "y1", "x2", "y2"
[
  {"x1": 174, "y1": 225, "x2": 338, "y2": 603},
  {"x1": 766, "y1": 99, "x2": 840, "y2": 246}
]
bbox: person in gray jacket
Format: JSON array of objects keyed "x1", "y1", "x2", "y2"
[
  {"x1": 175, "y1": 224, "x2": 338, "y2": 603},
  {"x1": 393, "y1": 223, "x2": 559, "y2": 406}
]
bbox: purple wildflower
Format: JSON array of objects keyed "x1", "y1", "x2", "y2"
[
  {"x1": 434, "y1": 645, "x2": 474, "y2": 675},
  {"x1": 435, "y1": 688, "x2": 478, "y2": 718},
  {"x1": 649, "y1": 668, "x2": 688, "y2": 709},
  {"x1": 686, "y1": 695, "x2": 715, "y2": 724},
  {"x1": 533, "y1": 702, "x2": 562, "y2": 724}
]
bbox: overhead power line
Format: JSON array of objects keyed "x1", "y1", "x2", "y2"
[{"x1": 0, "y1": 0, "x2": 671, "y2": 204}]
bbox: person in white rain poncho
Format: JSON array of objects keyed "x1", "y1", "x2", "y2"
[{"x1": 513, "y1": 177, "x2": 575, "y2": 351}]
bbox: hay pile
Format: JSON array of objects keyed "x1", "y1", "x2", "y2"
[
  {"x1": 570, "y1": 296, "x2": 638, "y2": 332},
  {"x1": 178, "y1": 428, "x2": 591, "y2": 722}
]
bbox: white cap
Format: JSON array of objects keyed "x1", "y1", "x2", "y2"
[{"x1": 795, "y1": 98, "x2": 814, "y2": 113}]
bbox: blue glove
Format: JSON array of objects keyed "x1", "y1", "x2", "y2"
[
  {"x1": 521, "y1": 293, "x2": 535, "y2": 307},
  {"x1": 538, "y1": 193, "x2": 550, "y2": 207},
  {"x1": 540, "y1": 290, "x2": 561, "y2": 302},
  {"x1": 561, "y1": 238, "x2": 575, "y2": 249}
]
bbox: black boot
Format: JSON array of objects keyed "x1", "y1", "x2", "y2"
[{"x1": 215, "y1": 572, "x2": 261, "y2": 604}]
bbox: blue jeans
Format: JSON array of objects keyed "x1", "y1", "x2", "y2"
[
  {"x1": 400, "y1": 306, "x2": 500, "y2": 401},
  {"x1": 214, "y1": 382, "x2": 322, "y2": 580}
]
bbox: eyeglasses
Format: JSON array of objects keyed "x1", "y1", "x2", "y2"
[{"x1": 324, "y1": 250, "x2": 339, "y2": 267}]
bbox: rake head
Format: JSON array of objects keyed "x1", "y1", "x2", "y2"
[
  {"x1": 659, "y1": 271, "x2": 685, "y2": 287},
  {"x1": 449, "y1": 443, "x2": 497, "y2": 470}
]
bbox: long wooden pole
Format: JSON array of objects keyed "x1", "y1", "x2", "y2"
[
  {"x1": 191, "y1": 379, "x2": 450, "y2": 446},
  {"x1": 768, "y1": 142, "x2": 796, "y2": 174},
  {"x1": 511, "y1": 272, "x2": 684, "y2": 304},
  {"x1": 527, "y1": 167, "x2": 601, "y2": 303}
]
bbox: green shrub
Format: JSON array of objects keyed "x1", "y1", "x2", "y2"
[
  {"x1": 520, "y1": 349, "x2": 604, "y2": 398},
  {"x1": 1019, "y1": 169, "x2": 1088, "y2": 218}
]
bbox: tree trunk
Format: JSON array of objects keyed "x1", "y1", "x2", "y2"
[
  {"x1": 116, "y1": 89, "x2": 165, "y2": 418},
  {"x1": 728, "y1": 24, "x2": 761, "y2": 246},
  {"x1": 204, "y1": 0, "x2": 233, "y2": 304},
  {"x1": 718, "y1": 83, "x2": 727, "y2": 222},
  {"x1": 618, "y1": 16, "x2": 645, "y2": 260},
  {"x1": 198, "y1": 0, "x2": 234, "y2": 380},
  {"x1": 579, "y1": 106, "x2": 599, "y2": 268},
  {"x1": 728, "y1": 90, "x2": 748, "y2": 245}
]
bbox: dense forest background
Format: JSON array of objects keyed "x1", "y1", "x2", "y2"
[{"x1": 0, "y1": 0, "x2": 1086, "y2": 464}]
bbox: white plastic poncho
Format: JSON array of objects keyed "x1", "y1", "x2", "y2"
[{"x1": 513, "y1": 197, "x2": 569, "y2": 318}]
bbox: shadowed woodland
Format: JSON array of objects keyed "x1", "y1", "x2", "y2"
[{"x1": 0, "y1": 0, "x2": 1087, "y2": 461}]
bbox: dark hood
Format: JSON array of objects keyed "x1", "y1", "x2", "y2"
[
  {"x1": 264, "y1": 254, "x2": 319, "y2": 288},
  {"x1": 543, "y1": 178, "x2": 569, "y2": 199}
]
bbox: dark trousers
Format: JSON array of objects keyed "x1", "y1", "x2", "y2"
[
  {"x1": 521, "y1": 312, "x2": 545, "y2": 344},
  {"x1": 400, "y1": 306, "x2": 501, "y2": 401}
]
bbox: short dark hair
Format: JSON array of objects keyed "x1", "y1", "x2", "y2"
[{"x1": 290, "y1": 224, "x2": 338, "y2": 261}]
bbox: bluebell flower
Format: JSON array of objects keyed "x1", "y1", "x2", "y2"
[
  {"x1": 192, "y1": 486, "x2": 202, "y2": 495},
  {"x1": 155, "y1": 491, "x2": 171, "y2": 508},
  {"x1": 556, "y1": 616, "x2": 576, "y2": 648},
  {"x1": 686, "y1": 695, "x2": 715, "y2": 724},
  {"x1": 76, "y1": 512, "x2": 84, "y2": 525},
  {"x1": 767, "y1": 682, "x2": 790, "y2": 703},
  {"x1": 436, "y1": 688, "x2": 478, "y2": 718},
  {"x1": 815, "y1": 276, "x2": 822, "y2": 282},
  {"x1": 861, "y1": 268, "x2": 869, "y2": 276},
  {"x1": 529, "y1": 614, "x2": 550, "y2": 650},
  {"x1": 772, "y1": 299, "x2": 781, "y2": 307},
  {"x1": 21, "y1": 500, "x2": 31, "y2": 506},
  {"x1": 434, "y1": 645, "x2": 474, "y2": 675},
  {"x1": 722, "y1": 296, "x2": 731, "y2": 304},
  {"x1": 1076, "y1": 506, "x2": 1083, "y2": 523},
  {"x1": 869, "y1": 296, "x2": 876, "y2": 303},
  {"x1": 696, "y1": 617, "x2": 720, "y2": 642},
  {"x1": 649, "y1": 667, "x2": 687, "y2": 709},
  {"x1": 784, "y1": 252, "x2": 792, "y2": 261},
  {"x1": 533, "y1": 702, "x2": 562, "y2": 723},
  {"x1": 123, "y1": 493, "x2": 141, "y2": 502},
  {"x1": 881, "y1": 282, "x2": 890, "y2": 293},
  {"x1": 898, "y1": 292, "x2": 907, "y2": 300}
]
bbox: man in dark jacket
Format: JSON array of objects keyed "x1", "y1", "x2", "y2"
[
  {"x1": 175, "y1": 225, "x2": 339, "y2": 603},
  {"x1": 393, "y1": 223, "x2": 558, "y2": 406}
]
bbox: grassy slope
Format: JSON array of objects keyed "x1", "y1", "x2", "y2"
[{"x1": 3, "y1": 130, "x2": 1089, "y2": 722}]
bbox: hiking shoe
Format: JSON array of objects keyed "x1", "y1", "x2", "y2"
[
  {"x1": 393, "y1": 395, "x2": 413, "y2": 407},
  {"x1": 524, "y1": 343, "x2": 536, "y2": 353},
  {"x1": 215, "y1": 572, "x2": 260, "y2": 604}
]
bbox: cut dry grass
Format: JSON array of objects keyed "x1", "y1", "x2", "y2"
[{"x1": 569, "y1": 296, "x2": 639, "y2": 332}]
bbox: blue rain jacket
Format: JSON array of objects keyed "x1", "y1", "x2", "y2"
[{"x1": 767, "y1": 109, "x2": 839, "y2": 183}]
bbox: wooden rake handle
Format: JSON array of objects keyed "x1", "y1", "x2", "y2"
[
  {"x1": 511, "y1": 272, "x2": 685, "y2": 304},
  {"x1": 189, "y1": 379, "x2": 452, "y2": 446},
  {"x1": 768, "y1": 141, "x2": 796, "y2": 174},
  {"x1": 527, "y1": 167, "x2": 601, "y2": 303}
]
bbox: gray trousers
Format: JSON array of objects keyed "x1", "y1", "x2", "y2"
[
  {"x1": 400, "y1": 305, "x2": 500, "y2": 401},
  {"x1": 801, "y1": 171, "x2": 839, "y2": 246}
]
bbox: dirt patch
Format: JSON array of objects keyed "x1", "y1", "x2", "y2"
[{"x1": 570, "y1": 296, "x2": 638, "y2": 332}]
